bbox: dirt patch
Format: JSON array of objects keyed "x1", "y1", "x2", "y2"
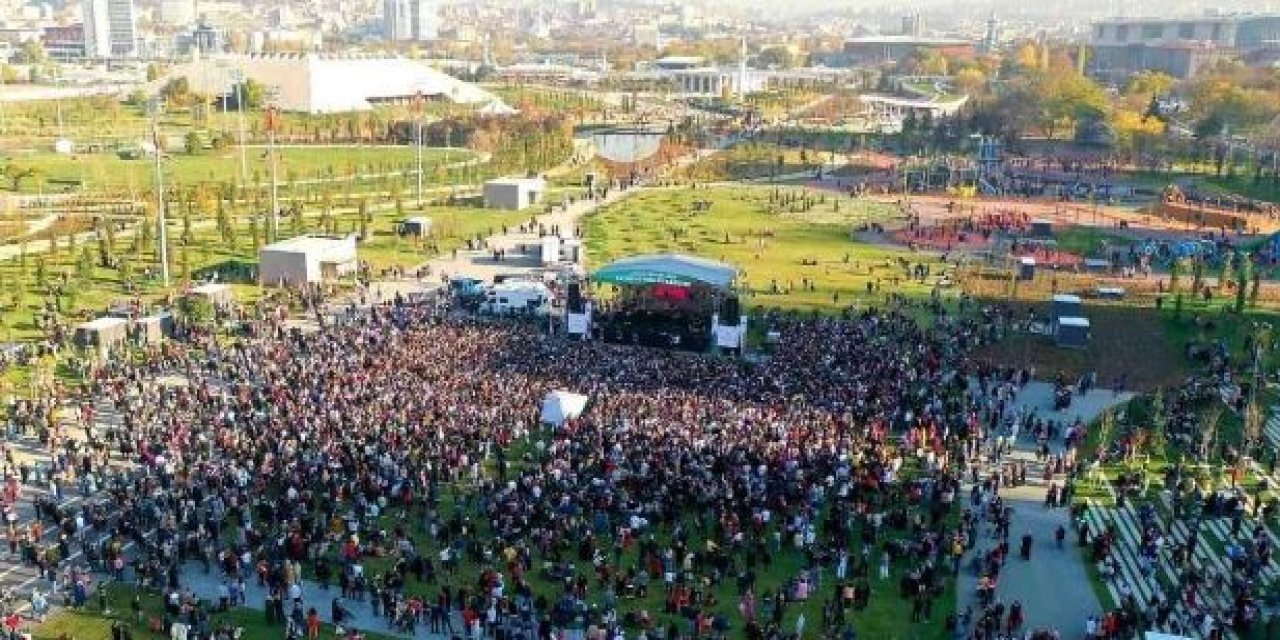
[{"x1": 970, "y1": 303, "x2": 1187, "y2": 392}]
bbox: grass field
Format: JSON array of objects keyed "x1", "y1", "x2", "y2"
[
  {"x1": 0, "y1": 196, "x2": 536, "y2": 397},
  {"x1": 582, "y1": 186, "x2": 944, "y2": 313},
  {"x1": 1051, "y1": 226, "x2": 1135, "y2": 258},
  {"x1": 33, "y1": 583, "x2": 399, "y2": 640},
  {"x1": 681, "y1": 145, "x2": 829, "y2": 183},
  {"x1": 2, "y1": 146, "x2": 472, "y2": 193},
  {"x1": 0, "y1": 95, "x2": 471, "y2": 147}
]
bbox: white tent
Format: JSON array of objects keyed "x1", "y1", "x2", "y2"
[
  {"x1": 540, "y1": 390, "x2": 588, "y2": 426},
  {"x1": 478, "y1": 100, "x2": 519, "y2": 117}
]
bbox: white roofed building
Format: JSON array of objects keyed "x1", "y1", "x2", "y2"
[{"x1": 160, "y1": 54, "x2": 506, "y2": 114}]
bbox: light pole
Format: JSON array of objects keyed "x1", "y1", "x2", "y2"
[
  {"x1": 416, "y1": 119, "x2": 424, "y2": 206},
  {"x1": 265, "y1": 92, "x2": 281, "y2": 243},
  {"x1": 412, "y1": 90, "x2": 427, "y2": 204},
  {"x1": 148, "y1": 99, "x2": 171, "y2": 287},
  {"x1": 0, "y1": 69, "x2": 6, "y2": 136},
  {"x1": 233, "y1": 70, "x2": 249, "y2": 189}
]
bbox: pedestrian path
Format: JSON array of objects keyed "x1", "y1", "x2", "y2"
[
  {"x1": 177, "y1": 567, "x2": 421, "y2": 639},
  {"x1": 954, "y1": 380, "x2": 1114, "y2": 637}
]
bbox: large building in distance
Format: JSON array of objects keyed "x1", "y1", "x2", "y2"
[
  {"x1": 161, "y1": 54, "x2": 504, "y2": 114},
  {"x1": 384, "y1": 0, "x2": 438, "y2": 42},
  {"x1": 1091, "y1": 14, "x2": 1280, "y2": 79},
  {"x1": 842, "y1": 35, "x2": 975, "y2": 65},
  {"x1": 82, "y1": 0, "x2": 137, "y2": 58}
]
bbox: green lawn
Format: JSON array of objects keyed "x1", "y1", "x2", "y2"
[
  {"x1": 33, "y1": 583, "x2": 399, "y2": 640},
  {"x1": 1051, "y1": 227, "x2": 1134, "y2": 258},
  {"x1": 682, "y1": 144, "x2": 829, "y2": 183},
  {"x1": 583, "y1": 186, "x2": 947, "y2": 313},
  {"x1": 1203, "y1": 175, "x2": 1280, "y2": 204},
  {"x1": 3, "y1": 147, "x2": 471, "y2": 193},
  {"x1": 0, "y1": 197, "x2": 538, "y2": 395}
]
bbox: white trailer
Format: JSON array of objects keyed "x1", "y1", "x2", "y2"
[{"x1": 540, "y1": 236, "x2": 561, "y2": 266}]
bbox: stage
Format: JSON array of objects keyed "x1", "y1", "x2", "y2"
[{"x1": 582, "y1": 254, "x2": 745, "y2": 353}]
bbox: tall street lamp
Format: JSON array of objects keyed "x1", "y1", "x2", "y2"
[
  {"x1": 265, "y1": 102, "x2": 281, "y2": 243},
  {"x1": 148, "y1": 98, "x2": 171, "y2": 287}
]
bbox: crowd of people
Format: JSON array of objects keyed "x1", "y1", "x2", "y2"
[{"x1": 0, "y1": 290, "x2": 1117, "y2": 640}]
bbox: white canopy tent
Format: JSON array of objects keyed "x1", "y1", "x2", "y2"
[
  {"x1": 478, "y1": 100, "x2": 519, "y2": 116},
  {"x1": 540, "y1": 390, "x2": 589, "y2": 426}
]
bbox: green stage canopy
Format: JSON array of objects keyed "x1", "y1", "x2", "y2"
[{"x1": 592, "y1": 253, "x2": 738, "y2": 288}]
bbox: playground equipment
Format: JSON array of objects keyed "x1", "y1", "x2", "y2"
[
  {"x1": 903, "y1": 157, "x2": 980, "y2": 193},
  {"x1": 977, "y1": 136, "x2": 1002, "y2": 174}
]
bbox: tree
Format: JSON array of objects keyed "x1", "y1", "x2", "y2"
[
  {"x1": 1235, "y1": 254, "x2": 1251, "y2": 313},
  {"x1": 139, "y1": 214, "x2": 155, "y2": 256},
  {"x1": 1201, "y1": 405, "x2": 1222, "y2": 462},
  {"x1": 1251, "y1": 267, "x2": 1262, "y2": 307},
  {"x1": 178, "y1": 246, "x2": 191, "y2": 283},
  {"x1": 1097, "y1": 409, "x2": 1116, "y2": 457},
  {"x1": 177, "y1": 293, "x2": 212, "y2": 326},
  {"x1": 2, "y1": 164, "x2": 36, "y2": 192},
  {"x1": 239, "y1": 78, "x2": 267, "y2": 109},
  {"x1": 97, "y1": 234, "x2": 112, "y2": 268},
  {"x1": 1124, "y1": 71, "x2": 1177, "y2": 102},
  {"x1": 910, "y1": 50, "x2": 949, "y2": 76},
  {"x1": 1147, "y1": 390, "x2": 1168, "y2": 460},
  {"x1": 76, "y1": 246, "x2": 93, "y2": 281},
  {"x1": 160, "y1": 77, "x2": 200, "y2": 108},
  {"x1": 33, "y1": 256, "x2": 46, "y2": 288},
  {"x1": 1169, "y1": 257, "x2": 1184, "y2": 293},
  {"x1": 954, "y1": 68, "x2": 987, "y2": 97},
  {"x1": 225, "y1": 213, "x2": 238, "y2": 250},
  {"x1": 249, "y1": 216, "x2": 261, "y2": 251},
  {"x1": 1220, "y1": 251, "x2": 1236, "y2": 293},
  {"x1": 1110, "y1": 109, "x2": 1166, "y2": 157},
  {"x1": 1011, "y1": 43, "x2": 1041, "y2": 71},
  {"x1": 211, "y1": 132, "x2": 234, "y2": 151},
  {"x1": 1245, "y1": 400, "x2": 1264, "y2": 453},
  {"x1": 756, "y1": 47, "x2": 796, "y2": 69},
  {"x1": 17, "y1": 40, "x2": 46, "y2": 64},
  {"x1": 118, "y1": 256, "x2": 133, "y2": 285},
  {"x1": 1037, "y1": 71, "x2": 1108, "y2": 140}
]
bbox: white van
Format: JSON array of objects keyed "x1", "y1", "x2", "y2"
[{"x1": 480, "y1": 281, "x2": 552, "y2": 316}]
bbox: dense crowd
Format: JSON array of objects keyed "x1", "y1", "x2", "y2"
[{"x1": 2, "y1": 294, "x2": 1093, "y2": 640}]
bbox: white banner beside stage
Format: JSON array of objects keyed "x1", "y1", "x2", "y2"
[
  {"x1": 566, "y1": 302, "x2": 592, "y2": 336},
  {"x1": 712, "y1": 314, "x2": 747, "y2": 350}
]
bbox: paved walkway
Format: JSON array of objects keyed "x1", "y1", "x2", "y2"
[
  {"x1": 178, "y1": 565, "x2": 421, "y2": 639},
  {"x1": 955, "y1": 381, "x2": 1128, "y2": 635}
]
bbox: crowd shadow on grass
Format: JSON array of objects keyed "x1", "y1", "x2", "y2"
[{"x1": 34, "y1": 583, "x2": 401, "y2": 640}]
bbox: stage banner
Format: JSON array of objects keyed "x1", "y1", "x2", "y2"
[
  {"x1": 715, "y1": 324, "x2": 744, "y2": 349},
  {"x1": 567, "y1": 313, "x2": 590, "y2": 335}
]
